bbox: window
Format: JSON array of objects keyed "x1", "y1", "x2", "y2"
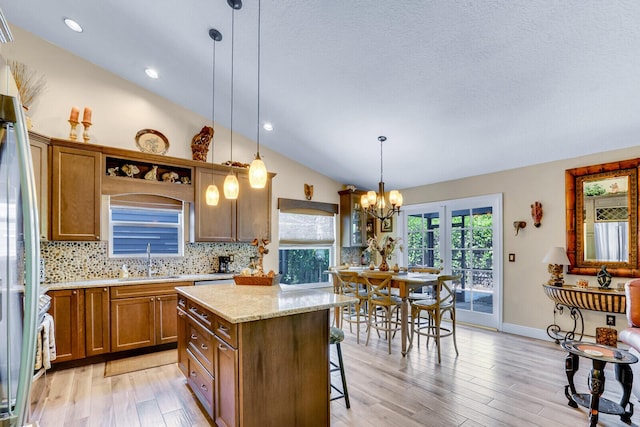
[
  {"x1": 108, "y1": 194, "x2": 184, "y2": 257},
  {"x1": 277, "y1": 199, "x2": 338, "y2": 287}
]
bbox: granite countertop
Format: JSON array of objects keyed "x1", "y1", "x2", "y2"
[
  {"x1": 176, "y1": 284, "x2": 357, "y2": 324},
  {"x1": 43, "y1": 273, "x2": 234, "y2": 291}
]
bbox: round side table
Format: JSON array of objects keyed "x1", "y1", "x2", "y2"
[{"x1": 561, "y1": 340, "x2": 637, "y2": 426}]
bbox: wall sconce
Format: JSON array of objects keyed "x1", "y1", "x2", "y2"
[{"x1": 513, "y1": 221, "x2": 527, "y2": 236}]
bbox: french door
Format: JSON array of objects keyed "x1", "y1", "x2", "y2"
[{"x1": 400, "y1": 194, "x2": 503, "y2": 330}]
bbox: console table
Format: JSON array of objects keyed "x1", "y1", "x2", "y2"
[{"x1": 542, "y1": 284, "x2": 626, "y2": 343}]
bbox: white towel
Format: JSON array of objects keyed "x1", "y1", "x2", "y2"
[
  {"x1": 41, "y1": 313, "x2": 56, "y2": 369},
  {"x1": 34, "y1": 325, "x2": 43, "y2": 370}
]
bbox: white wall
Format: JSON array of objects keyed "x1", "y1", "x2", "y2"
[{"x1": 1, "y1": 25, "x2": 343, "y2": 273}]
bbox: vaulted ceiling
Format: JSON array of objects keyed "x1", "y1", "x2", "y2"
[{"x1": 3, "y1": 1, "x2": 640, "y2": 190}]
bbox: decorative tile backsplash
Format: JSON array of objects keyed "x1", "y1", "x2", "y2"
[{"x1": 41, "y1": 241, "x2": 257, "y2": 283}]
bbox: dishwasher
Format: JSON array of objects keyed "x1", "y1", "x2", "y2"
[{"x1": 194, "y1": 279, "x2": 235, "y2": 285}]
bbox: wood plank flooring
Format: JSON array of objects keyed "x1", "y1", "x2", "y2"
[{"x1": 31, "y1": 324, "x2": 640, "y2": 426}]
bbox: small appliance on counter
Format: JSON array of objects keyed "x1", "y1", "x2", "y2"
[{"x1": 218, "y1": 256, "x2": 231, "y2": 273}]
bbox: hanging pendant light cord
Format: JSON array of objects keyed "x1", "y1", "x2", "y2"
[
  {"x1": 256, "y1": 0, "x2": 261, "y2": 155},
  {"x1": 211, "y1": 37, "x2": 216, "y2": 168},
  {"x1": 380, "y1": 137, "x2": 383, "y2": 183},
  {"x1": 230, "y1": 8, "x2": 235, "y2": 166}
]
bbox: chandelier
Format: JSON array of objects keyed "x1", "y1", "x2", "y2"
[{"x1": 360, "y1": 136, "x2": 403, "y2": 221}]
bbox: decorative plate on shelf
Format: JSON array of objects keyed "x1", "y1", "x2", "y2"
[{"x1": 135, "y1": 129, "x2": 169, "y2": 155}]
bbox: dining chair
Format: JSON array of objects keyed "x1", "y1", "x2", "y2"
[
  {"x1": 407, "y1": 267, "x2": 441, "y2": 300},
  {"x1": 329, "y1": 326, "x2": 350, "y2": 408},
  {"x1": 410, "y1": 274, "x2": 462, "y2": 363},
  {"x1": 335, "y1": 270, "x2": 368, "y2": 343},
  {"x1": 362, "y1": 271, "x2": 401, "y2": 354}
]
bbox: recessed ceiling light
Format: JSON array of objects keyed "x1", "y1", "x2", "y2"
[
  {"x1": 145, "y1": 68, "x2": 159, "y2": 79},
  {"x1": 63, "y1": 18, "x2": 83, "y2": 33},
  {"x1": 263, "y1": 122, "x2": 273, "y2": 131}
]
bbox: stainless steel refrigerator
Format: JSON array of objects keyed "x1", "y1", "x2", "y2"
[{"x1": 0, "y1": 50, "x2": 41, "y2": 426}]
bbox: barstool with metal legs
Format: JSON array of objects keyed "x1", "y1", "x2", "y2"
[{"x1": 329, "y1": 326, "x2": 350, "y2": 408}]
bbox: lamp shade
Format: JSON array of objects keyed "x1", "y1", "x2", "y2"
[
  {"x1": 249, "y1": 155, "x2": 267, "y2": 188},
  {"x1": 224, "y1": 172, "x2": 239, "y2": 199},
  {"x1": 205, "y1": 184, "x2": 220, "y2": 206},
  {"x1": 542, "y1": 247, "x2": 570, "y2": 265}
]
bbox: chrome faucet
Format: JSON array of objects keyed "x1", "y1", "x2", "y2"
[{"x1": 146, "y1": 243, "x2": 155, "y2": 277}]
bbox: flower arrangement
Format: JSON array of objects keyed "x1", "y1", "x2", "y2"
[
  {"x1": 365, "y1": 235, "x2": 402, "y2": 261},
  {"x1": 8, "y1": 60, "x2": 46, "y2": 108}
]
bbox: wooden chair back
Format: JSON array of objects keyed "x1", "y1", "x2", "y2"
[
  {"x1": 409, "y1": 267, "x2": 441, "y2": 274},
  {"x1": 336, "y1": 270, "x2": 366, "y2": 298},
  {"x1": 361, "y1": 271, "x2": 395, "y2": 304},
  {"x1": 435, "y1": 274, "x2": 462, "y2": 308}
]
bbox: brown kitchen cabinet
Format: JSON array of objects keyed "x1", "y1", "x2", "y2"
[
  {"x1": 195, "y1": 166, "x2": 273, "y2": 243},
  {"x1": 28, "y1": 131, "x2": 49, "y2": 240},
  {"x1": 51, "y1": 144, "x2": 101, "y2": 241},
  {"x1": 47, "y1": 289, "x2": 85, "y2": 362},
  {"x1": 85, "y1": 287, "x2": 110, "y2": 356},
  {"x1": 178, "y1": 294, "x2": 327, "y2": 426},
  {"x1": 195, "y1": 167, "x2": 236, "y2": 242},
  {"x1": 339, "y1": 189, "x2": 368, "y2": 247},
  {"x1": 110, "y1": 281, "x2": 190, "y2": 352}
]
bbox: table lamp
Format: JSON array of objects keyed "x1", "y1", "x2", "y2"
[{"x1": 542, "y1": 246, "x2": 571, "y2": 286}]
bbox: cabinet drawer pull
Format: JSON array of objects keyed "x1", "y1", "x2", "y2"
[
  {"x1": 201, "y1": 343, "x2": 208, "y2": 350},
  {"x1": 189, "y1": 306, "x2": 199, "y2": 315},
  {"x1": 103, "y1": 288, "x2": 107, "y2": 292},
  {"x1": 219, "y1": 324, "x2": 229, "y2": 332},
  {"x1": 178, "y1": 311, "x2": 184, "y2": 317},
  {"x1": 190, "y1": 334, "x2": 198, "y2": 340},
  {"x1": 190, "y1": 371, "x2": 197, "y2": 378},
  {"x1": 201, "y1": 384, "x2": 208, "y2": 392},
  {"x1": 178, "y1": 298, "x2": 186, "y2": 307},
  {"x1": 218, "y1": 344, "x2": 228, "y2": 351},
  {"x1": 72, "y1": 290, "x2": 77, "y2": 295},
  {"x1": 201, "y1": 313, "x2": 208, "y2": 320}
]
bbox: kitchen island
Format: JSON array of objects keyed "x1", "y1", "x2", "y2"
[{"x1": 175, "y1": 284, "x2": 356, "y2": 427}]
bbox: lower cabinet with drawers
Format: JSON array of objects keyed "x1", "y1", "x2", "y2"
[{"x1": 177, "y1": 293, "x2": 330, "y2": 427}]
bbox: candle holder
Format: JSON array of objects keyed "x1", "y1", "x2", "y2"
[
  {"x1": 82, "y1": 121, "x2": 92, "y2": 143},
  {"x1": 68, "y1": 120, "x2": 79, "y2": 141}
]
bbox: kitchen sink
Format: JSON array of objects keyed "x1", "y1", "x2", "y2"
[{"x1": 117, "y1": 275, "x2": 182, "y2": 282}]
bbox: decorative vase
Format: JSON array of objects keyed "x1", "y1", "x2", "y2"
[
  {"x1": 392, "y1": 263, "x2": 400, "y2": 273},
  {"x1": 369, "y1": 261, "x2": 375, "y2": 270},
  {"x1": 379, "y1": 259, "x2": 389, "y2": 272},
  {"x1": 596, "y1": 265, "x2": 612, "y2": 288}
]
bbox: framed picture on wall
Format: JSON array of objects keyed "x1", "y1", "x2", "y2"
[{"x1": 381, "y1": 217, "x2": 393, "y2": 233}]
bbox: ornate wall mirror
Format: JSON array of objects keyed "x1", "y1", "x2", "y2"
[{"x1": 566, "y1": 158, "x2": 640, "y2": 277}]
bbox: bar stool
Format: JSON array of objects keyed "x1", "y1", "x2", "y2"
[{"x1": 329, "y1": 326, "x2": 350, "y2": 408}]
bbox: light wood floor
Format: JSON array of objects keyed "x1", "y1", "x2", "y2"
[{"x1": 31, "y1": 324, "x2": 640, "y2": 427}]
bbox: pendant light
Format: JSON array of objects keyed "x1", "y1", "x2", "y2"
[
  {"x1": 248, "y1": 0, "x2": 267, "y2": 188},
  {"x1": 205, "y1": 28, "x2": 222, "y2": 206},
  {"x1": 360, "y1": 136, "x2": 403, "y2": 221},
  {"x1": 223, "y1": 0, "x2": 241, "y2": 200}
]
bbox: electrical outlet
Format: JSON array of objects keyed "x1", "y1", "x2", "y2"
[{"x1": 606, "y1": 315, "x2": 616, "y2": 326}]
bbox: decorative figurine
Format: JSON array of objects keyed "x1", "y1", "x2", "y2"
[
  {"x1": 161, "y1": 171, "x2": 179, "y2": 182},
  {"x1": 121, "y1": 164, "x2": 140, "y2": 177},
  {"x1": 144, "y1": 165, "x2": 158, "y2": 181},
  {"x1": 531, "y1": 201, "x2": 543, "y2": 227},
  {"x1": 180, "y1": 176, "x2": 191, "y2": 184},
  {"x1": 191, "y1": 126, "x2": 213, "y2": 162},
  {"x1": 107, "y1": 167, "x2": 119, "y2": 176},
  {"x1": 304, "y1": 183, "x2": 314, "y2": 200},
  {"x1": 597, "y1": 265, "x2": 612, "y2": 288}
]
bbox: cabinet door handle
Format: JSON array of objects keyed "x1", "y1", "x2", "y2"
[
  {"x1": 201, "y1": 343, "x2": 208, "y2": 350},
  {"x1": 178, "y1": 311, "x2": 184, "y2": 317},
  {"x1": 218, "y1": 344, "x2": 228, "y2": 351},
  {"x1": 150, "y1": 297, "x2": 154, "y2": 301},
  {"x1": 72, "y1": 290, "x2": 77, "y2": 295},
  {"x1": 219, "y1": 324, "x2": 229, "y2": 332},
  {"x1": 190, "y1": 371, "x2": 197, "y2": 378},
  {"x1": 201, "y1": 384, "x2": 208, "y2": 392},
  {"x1": 191, "y1": 334, "x2": 198, "y2": 340},
  {"x1": 103, "y1": 288, "x2": 108, "y2": 292},
  {"x1": 157, "y1": 297, "x2": 161, "y2": 301}
]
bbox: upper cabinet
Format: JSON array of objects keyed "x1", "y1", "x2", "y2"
[
  {"x1": 29, "y1": 131, "x2": 50, "y2": 240},
  {"x1": 195, "y1": 167, "x2": 273, "y2": 243},
  {"x1": 51, "y1": 144, "x2": 102, "y2": 241},
  {"x1": 339, "y1": 190, "x2": 368, "y2": 247}
]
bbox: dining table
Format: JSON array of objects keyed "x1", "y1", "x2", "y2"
[{"x1": 329, "y1": 268, "x2": 439, "y2": 356}]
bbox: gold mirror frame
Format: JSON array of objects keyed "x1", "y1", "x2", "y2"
[{"x1": 566, "y1": 158, "x2": 640, "y2": 277}]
